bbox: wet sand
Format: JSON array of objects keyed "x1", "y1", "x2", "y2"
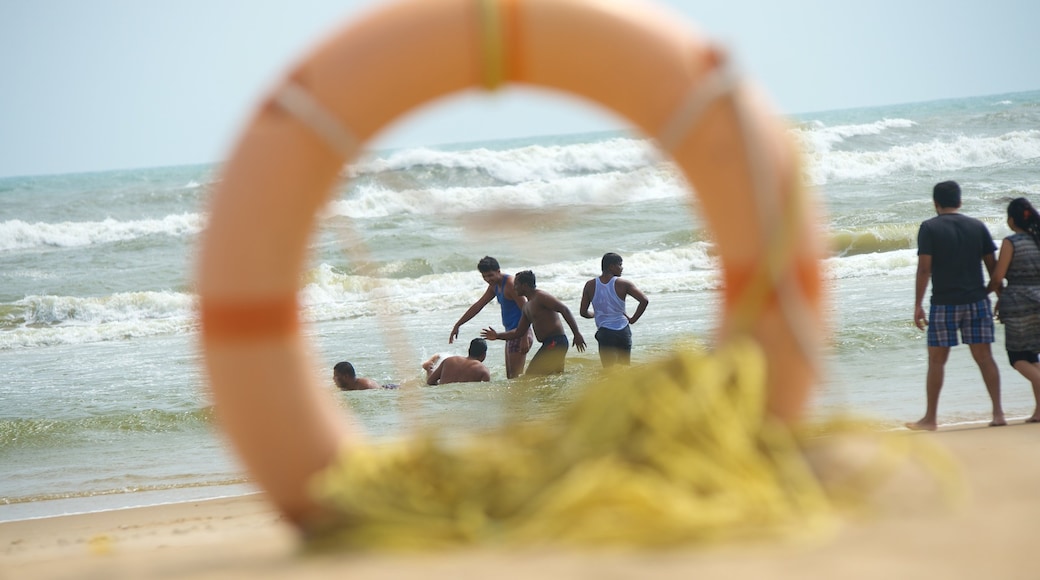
[{"x1": 3, "y1": 422, "x2": 1038, "y2": 579}]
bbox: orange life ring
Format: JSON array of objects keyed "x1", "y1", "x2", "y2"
[{"x1": 197, "y1": 0, "x2": 825, "y2": 525}]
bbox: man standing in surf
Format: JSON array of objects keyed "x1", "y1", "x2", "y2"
[
  {"x1": 482, "y1": 270, "x2": 587, "y2": 376},
  {"x1": 450, "y1": 256, "x2": 533, "y2": 378},
  {"x1": 579, "y1": 252, "x2": 650, "y2": 367},
  {"x1": 907, "y1": 180, "x2": 1006, "y2": 431}
]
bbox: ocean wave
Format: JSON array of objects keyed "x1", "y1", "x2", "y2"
[
  {"x1": 807, "y1": 130, "x2": 1040, "y2": 185},
  {"x1": 794, "y1": 118, "x2": 916, "y2": 152},
  {"x1": 0, "y1": 408, "x2": 214, "y2": 452},
  {"x1": 299, "y1": 245, "x2": 724, "y2": 328},
  {"x1": 824, "y1": 248, "x2": 918, "y2": 280},
  {"x1": 0, "y1": 245, "x2": 723, "y2": 347},
  {"x1": 326, "y1": 165, "x2": 685, "y2": 219},
  {"x1": 0, "y1": 319, "x2": 196, "y2": 350},
  {"x1": 0, "y1": 213, "x2": 204, "y2": 251},
  {"x1": 11, "y1": 290, "x2": 195, "y2": 326},
  {"x1": 348, "y1": 137, "x2": 660, "y2": 186},
  {"x1": 829, "y1": 224, "x2": 918, "y2": 256},
  {"x1": 0, "y1": 241, "x2": 931, "y2": 350},
  {"x1": 330, "y1": 121, "x2": 1040, "y2": 214},
  {"x1": 0, "y1": 291, "x2": 198, "y2": 349}
]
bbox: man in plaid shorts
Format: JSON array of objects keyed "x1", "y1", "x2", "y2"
[{"x1": 907, "y1": 181, "x2": 1006, "y2": 431}]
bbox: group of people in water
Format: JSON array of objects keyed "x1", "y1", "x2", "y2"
[
  {"x1": 334, "y1": 252, "x2": 649, "y2": 390},
  {"x1": 335, "y1": 181, "x2": 1040, "y2": 431},
  {"x1": 907, "y1": 181, "x2": 1040, "y2": 430}
]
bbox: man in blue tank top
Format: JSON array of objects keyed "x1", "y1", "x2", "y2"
[
  {"x1": 450, "y1": 256, "x2": 533, "y2": 378},
  {"x1": 579, "y1": 252, "x2": 650, "y2": 367}
]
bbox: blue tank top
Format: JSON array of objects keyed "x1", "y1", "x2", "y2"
[{"x1": 496, "y1": 275, "x2": 523, "y2": 330}]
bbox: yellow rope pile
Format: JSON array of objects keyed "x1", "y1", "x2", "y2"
[{"x1": 306, "y1": 339, "x2": 958, "y2": 551}]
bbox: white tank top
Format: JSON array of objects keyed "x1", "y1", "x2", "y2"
[{"x1": 592, "y1": 277, "x2": 629, "y2": 331}]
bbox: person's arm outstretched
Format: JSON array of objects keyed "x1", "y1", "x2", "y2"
[
  {"x1": 482, "y1": 312, "x2": 530, "y2": 343},
  {"x1": 450, "y1": 286, "x2": 495, "y2": 343}
]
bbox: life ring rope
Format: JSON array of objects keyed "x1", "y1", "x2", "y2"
[
  {"x1": 655, "y1": 57, "x2": 738, "y2": 154},
  {"x1": 654, "y1": 52, "x2": 819, "y2": 379},
  {"x1": 478, "y1": 0, "x2": 507, "y2": 89},
  {"x1": 710, "y1": 78, "x2": 817, "y2": 362},
  {"x1": 272, "y1": 82, "x2": 359, "y2": 160}
]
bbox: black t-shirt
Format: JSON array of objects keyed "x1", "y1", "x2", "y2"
[{"x1": 917, "y1": 212, "x2": 996, "y2": 305}]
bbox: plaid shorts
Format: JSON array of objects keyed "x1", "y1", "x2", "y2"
[{"x1": 928, "y1": 299, "x2": 995, "y2": 347}]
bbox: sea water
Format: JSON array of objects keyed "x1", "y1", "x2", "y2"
[{"x1": 2, "y1": 89, "x2": 1039, "y2": 522}]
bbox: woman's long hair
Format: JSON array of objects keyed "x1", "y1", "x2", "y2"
[{"x1": 1008, "y1": 197, "x2": 1040, "y2": 249}]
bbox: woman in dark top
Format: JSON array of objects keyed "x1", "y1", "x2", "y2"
[{"x1": 989, "y1": 197, "x2": 1040, "y2": 423}]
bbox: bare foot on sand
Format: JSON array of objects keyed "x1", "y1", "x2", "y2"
[
  {"x1": 905, "y1": 420, "x2": 937, "y2": 431},
  {"x1": 990, "y1": 415, "x2": 1007, "y2": 427},
  {"x1": 1025, "y1": 416, "x2": 1040, "y2": 423}
]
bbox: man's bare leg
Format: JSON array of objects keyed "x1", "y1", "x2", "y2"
[
  {"x1": 505, "y1": 328, "x2": 533, "y2": 379},
  {"x1": 505, "y1": 348, "x2": 526, "y2": 379},
  {"x1": 906, "y1": 346, "x2": 950, "y2": 431},
  {"x1": 969, "y1": 342, "x2": 1006, "y2": 426}
]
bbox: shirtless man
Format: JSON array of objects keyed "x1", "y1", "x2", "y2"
[
  {"x1": 482, "y1": 270, "x2": 586, "y2": 376},
  {"x1": 422, "y1": 338, "x2": 492, "y2": 385},
  {"x1": 450, "y1": 256, "x2": 533, "y2": 378},
  {"x1": 332, "y1": 361, "x2": 380, "y2": 391},
  {"x1": 580, "y1": 252, "x2": 649, "y2": 367}
]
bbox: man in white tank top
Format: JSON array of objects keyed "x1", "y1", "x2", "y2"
[{"x1": 579, "y1": 253, "x2": 649, "y2": 367}]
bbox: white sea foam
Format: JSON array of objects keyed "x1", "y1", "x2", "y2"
[
  {"x1": 0, "y1": 291, "x2": 197, "y2": 349},
  {"x1": 0, "y1": 213, "x2": 204, "y2": 251},
  {"x1": 327, "y1": 164, "x2": 685, "y2": 219},
  {"x1": 351, "y1": 137, "x2": 660, "y2": 184},
  {"x1": 807, "y1": 130, "x2": 1040, "y2": 185},
  {"x1": 300, "y1": 244, "x2": 723, "y2": 326},
  {"x1": 16, "y1": 291, "x2": 195, "y2": 326},
  {"x1": 824, "y1": 249, "x2": 917, "y2": 280},
  {"x1": 0, "y1": 242, "x2": 962, "y2": 351},
  {"x1": 2, "y1": 239, "x2": 912, "y2": 350},
  {"x1": 795, "y1": 118, "x2": 916, "y2": 153},
  {"x1": 1, "y1": 269, "x2": 59, "y2": 282},
  {"x1": 347, "y1": 117, "x2": 1040, "y2": 201},
  {"x1": 0, "y1": 318, "x2": 195, "y2": 350}
]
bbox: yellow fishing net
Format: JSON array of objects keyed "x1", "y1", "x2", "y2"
[{"x1": 305, "y1": 339, "x2": 961, "y2": 551}]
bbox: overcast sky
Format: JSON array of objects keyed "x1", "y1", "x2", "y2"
[{"x1": 1, "y1": 0, "x2": 1037, "y2": 178}]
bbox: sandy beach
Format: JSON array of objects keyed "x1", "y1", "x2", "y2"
[{"x1": 2, "y1": 422, "x2": 1038, "y2": 579}]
